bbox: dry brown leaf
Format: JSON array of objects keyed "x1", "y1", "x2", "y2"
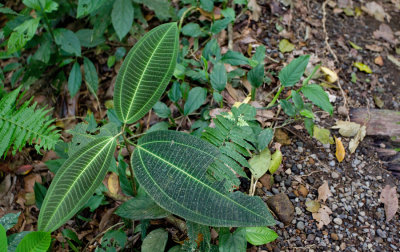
[
  {"x1": 374, "y1": 56, "x2": 384, "y2": 66},
  {"x1": 275, "y1": 129, "x2": 291, "y2": 145},
  {"x1": 349, "y1": 125, "x2": 366, "y2": 154},
  {"x1": 365, "y1": 44, "x2": 383, "y2": 52},
  {"x1": 312, "y1": 205, "x2": 332, "y2": 229},
  {"x1": 332, "y1": 120, "x2": 361, "y2": 137},
  {"x1": 373, "y1": 24, "x2": 398, "y2": 45},
  {"x1": 380, "y1": 185, "x2": 399, "y2": 222},
  {"x1": 107, "y1": 172, "x2": 120, "y2": 195},
  {"x1": 248, "y1": 0, "x2": 262, "y2": 21},
  {"x1": 318, "y1": 181, "x2": 333, "y2": 202},
  {"x1": 24, "y1": 174, "x2": 42, "y2": 193},
  {"x1": 335, "y1": 137, "x2": 345, "y2": 163},
  {"x1": 387, "y1": 55, "x2": 400, "y2": 69},
  {"x1": 362, "y1": 2, "x2": 391, "y2": 22}
]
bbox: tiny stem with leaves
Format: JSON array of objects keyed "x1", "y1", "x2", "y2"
[
  {"x1": 122, "y1": 124, "x2": 137, "y2": 196},
  {"x1": 178, "y1": 6, "x2": 198, "y2": 32}
]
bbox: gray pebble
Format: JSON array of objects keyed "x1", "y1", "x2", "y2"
[
  {"x1": 296, "y1": 221, "x2": 305, "y2": 230},
  {"x1": 333, "y1": 218, "x2": 343, "y2": 225}
]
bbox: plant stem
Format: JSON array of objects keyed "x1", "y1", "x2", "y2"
[
  {"x1": 251, "y1": 86, "x2": 257, "y2": 101},
  {"x1": 267, "y1": 85, "x2": 284, "y2": 108},
  {"x1": 178, "y1": 6, "x2": 197, "y2": 32},
  {"x1": 122, "y1": 124, "x2": 137, "y2": 196},
  {"x1": 39, "y1": 3, "x2": 59, "y2": 54}
]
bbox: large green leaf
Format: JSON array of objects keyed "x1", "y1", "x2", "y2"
[
  {"x1": 38, "y1": 136, "x2": 117, "y2": 232},
  {"x1": 114, "y1": 22, "x2": 179, "y2": 124},
  {"x1": 301, "y1": 84, "x2": 333, "y2": 115},
  {"x1": 131, "y1": 131, "x2": 275, "y2": 227},
  {"x1": 15, "y1": 231, "x2": 51, "y2": 252},
  {"x1": 279, "y1": 55, "x2": 309, "y2": 87}
]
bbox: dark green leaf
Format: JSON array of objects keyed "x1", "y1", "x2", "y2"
[
  {"x1": 34, "y1": 182, "x2": 47, "y2": 209},
  {"x1": 107, "y1": 55, "x2": 116, "y2": 68},
  {"x1": 7, "y1": 232, "x2": 30, "y2": 252},
  {"x1": 168, "y1": 82, "x2": 181, "y2": 102},
  {"x1": 245, "y1": 226, "x2": 278, "y2": 245},
  {"x1": 115, "y1": 47, "x2": 126, "y2": 61},
  {"x1": 77, "y1": 0, "x2": 107, "y2": 18},
  {"x1": 141, "y1": 229, "x2": 168, "y2": 252},
  {"x1": 251, "y1": 45, "x2": 266, "y2": 66},
  {"x1": 301, "y1": 84, "x2": 333, "y2": 115},
  {"x1": 33, "y1": 40, "x2": 51, "y2": 63},
  {"x1": 257, "y1": 128, "x2": 273, "y2": 151},
  {"x1": 186, "y1": 221, "x2": 211, "y2": 251},
  {"x1": 304, "y1": 118, "x2": 314, "y2": 136},
  {"x1": 202, "y1": 39, "x2": 220, "y2": 61},
  {"x1": 76, "y1": 29, "x2": 105, "y2": 48},
  {"x1": 211, "y1": 18, "x2": 232, "y2": 34},
  {"x1": 68, "y1": 62, "x2": 82, "y2": 97},
  {"x1": 148, "y1": 121, "x2": 170, "y2": 133},
  {"x1": 181, "y1": 23, "x2": 204, "y2": 38},
  {"x1": 23, "y1": 0, "x2": 58, "y2": 12},
  {"x1": 15, "y1": 231, "x2": 51, "y2": 252},
  {"x1": 136, "y1": 0, "x2": 172, "y2": 20},
  {"x1": 62, "y1": 229, "x2": 81, "y2": 245},
  {"x1": 200, "y1": 0, "x2": 214, "y2": 12},
  {"x1": 210, "y1": 63, "x2": 227, "y2": 92},
  {"x1": 213, "y1": 92, "x2": 223, "y2": 104},
  {"x1": 248, "y1": 64, "x2": 264, "y2": 88},
  {"x1": 279, "y1": 55, "x2": 309, "y2": 87},
  {"x1": 83, "y1": 57, "x2": 98, "y2": 96},
  {"x1": 184, "y1": 87, "x2": 207, "y2": 115},
  {"x1": 219, "y1": 228, "x2": 247, "y2": 252},
  {"x1": 112, "y1": 0, "x2": 134, "y2": 40},
  {"x1": 0, "y1": 212, "x2": 20, "y2": 231},
  {"x1": 291, "y1": 90, "x2": 303, "y2": 110},
  {"x1": 7, "y1": 18, "x2": 40, "y2": 54},
  {"x1": 54, "y1": 29, "x2": 81, "y2": 56},
  {"x1": 102, "y1": 229, "x2": 127, "y2": 248},
  {"x1": 221, "y1": 50, "x2": 249, "y2": 66},
  {"x1": 279, "y1": 100, "x2": 295, "y2": 117},
  {"x1": 153, "y1": 101, "x2": 171, "y2": 118},
  {"x1": 0, "y1": 224, "x2": 6, "y2": 252}
]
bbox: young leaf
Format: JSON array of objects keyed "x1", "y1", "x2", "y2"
[
  {"x1": 279, "y1": 100, "x2": 296, "y2": 117},
  {"x1": 131, "y1": 130, "x2": 275, "y2": 227},
  {"x1": 249, "y1": 148, "x2": 271, "y2": 179},
  {"x1": 257, "y1": 128, "x2": 273, "y2": 151},
  {"x1": 114, "y1": 22, "x2": 179, "y2": 124},
  {"x1": 112, "y1": 0, "x2": 134, "y2": 40},
  {"x1": 181, "y1": 23, "x2": 204, "y2": 38},
  {"x1": 269, "y1": 149, "x2": 282, "y2": 174},
  {"x1": 38, "y1": 136, "x2": 117, "y2": 232},
  {"x1": 0, "y1": 224, "x2": 6, "y2": 252},
  {"x1": 210, "y1": 18, "x2": 232, "y2": 34},
  {"x1": 141, "y1": 229, "x2": 168, "y2": 252},
  {"x1": 68, "y1": 62, "x2": 82, "y2": 97},
  {"x1": 54, "y1": 29, "x2": 81, "y2": 56},
  {"x1": 23, "y1": 0, "x2": 58, "y2": 12},
  {"x1": 219, "y1": 228, "x2": 247, "y2": 252},
  {"x1": 15, "y1": 231, "x2": 51, "y2": 252},
  {"x1": 291, "y1": 90, "x2": 304, "y2": 110},
  {"x1": 153, "y1": 101, "x2": 171, "y2": 118},
  {"x1": 200, "y1": 0, "x2": 214, "y2": 12},
  {"x1": 77, "y1": 0, "x2": 107, "y2": 18},
  {"x1": 221, "y1": 50, "x2": 249, "y2": 66},
  {"x1": 168, "y1": 82, "x2": 182, "y2": 102},
  {"x1": 34, "y1": 182, "x2": 47, "y2": 209},
  {"x1": 83, "y1": 57, "x2": 99, "y2": 96},
  {"x1": 7, "y1": 18, "x2": 40, "y2": 54},
  {"x1": 251, "y1": 45, "x2": 266, "y2": 66},
  {"x1": 248, "y1": 64, "x2": 264, "y2": 88},
  {"x1": 184, "y1": 87, "x2": 207, "y2": 115},
  {"x1": 301, "y1": 84, "x2": 333, "y2": 115},
  {"x1": 279, "y1": 55, "x2": 310, "y2": 87},
  {"x1": 210, "y1": 63, "x2": 227, "y2": 92},
  {"x1": 245, "y1": 226, "x2": 278, "y2": 245}
]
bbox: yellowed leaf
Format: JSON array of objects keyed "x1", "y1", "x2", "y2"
[
  {"x1": 335, "y1": 136, "x2": 345, "y2": 162},
  {"x1": 349, "y1": 41, "x2": 362, "y2": 50},
  {"x1": 353, "y1": 62, "x2": 372, "y2": 73},
  {"x1": 332, "y1": 120, "x2": 361, "y2": 137},
  {"x1": 279, "y1": 39, "x2": 295, "y2": 53},
  {"x1": 349, "y1": 125, "x2": 366, "y2": 154},
  {"x1": 305, "y1": 200, "x2": 321, "y2": 213},
  {"x1": 108, "y1": 172, "x2": 120, "y2": 195},
  {"x1": 318, "y1": 181, "x2": 332, "y2": 202},
  {"x1": 320, "y1": 67, "x2": 338, "y2": 83}
]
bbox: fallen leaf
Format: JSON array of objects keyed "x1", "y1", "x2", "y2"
[
  {"x1": 353, "y1": 62, "x2": 372, "y2": 73},
  {"x1": 387, "y1": 55, "x2": 400, "y2": 69},
  {"x1": 362, "y1": 1, "x2": 391, "y2": 22},
  {"x1": 335, "y1": 137, "x2": 345, "y2": 162},
  {"x1": 373, "y1": 24, "x2": 398, "y2": 45},
  {"x1": 348, "y1": 125, "x2": 366, "y2": 154},
  {"x1": 318, "y1": 181, "x2": 332, "y2": 203},
  {"x1": 332, "y1": 120, "x2": 361, "y2": 137},
  {"x1": 320, "y1": 67, "x2": 338, "y2": 83},
  {"x1": 24, "y1": 174, "x2": 42, "y2": 193},
  {"x1": 374, "y1": 56, "x2": 384, "y2": 66},
  {"x1": 373, "y1": 95, "x2": 384, "y2": 108},
  {"x1": 348, "y1": 41, "x2": 362, "y2": 50},
  {"x1": 279, "y1": 39, "x2": 295, "y2": 53},
  {"x1": 275, "y1": 129, "x2": 291, "y2": 145},
  {"x1": 198, "y1": 7, "x2": 222, "y2": 20},
  {"x1": 365, "y1": 44, "x2": 383, "y2": 52},
  {"x1": 313, "y1": 126, "x2": 334, "y2": 145},
  {"x1": 248, "y1": 0, "x2": 261, "y2": 21},
  {"x1": 312, "y1": 205, "x2": 332, "y2": 229},
  {"x1": 108, "y1": 172, "x2": 120, "y2": 195},
  {"x1": 305, "y1": 199, "x2": 321, "y2": 213},
  {"x1": 380, "y1": 185, "x2": 399, "y2": 221}
]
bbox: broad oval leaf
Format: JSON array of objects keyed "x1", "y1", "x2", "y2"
[
  {"x1": 38, "y1": 136, "x2": 117, "y2": 232},
  {"x1": 279, "y1": 55, "x2": 310, "y2": 87},
  {"x1": 131, "y1": 131, "x2": 275, "y2": 227},
  {"x1": 114, "y1": 22, "x2": 179, "y2": 124},
  {"x1": 15, "y1": 231, "x2": 51, "y2": 252}
]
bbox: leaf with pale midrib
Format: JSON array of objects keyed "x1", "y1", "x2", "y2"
[
  {"x1": 38, "y1": 136, "x2": 117, "y2": 232},
  {"x1": 114, "y1": 22, "x2": 179, "y2": 124},
  {"x1": 131, "y1": 130, "x2": 275, "y2": 227}
]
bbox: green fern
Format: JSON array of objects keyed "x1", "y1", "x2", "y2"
[
  {"x1": 202, "y1": 104, "x2": 260, "y2": 190},
  {"x1": 0, "y1": 87, "x2": 60, "y2": 157}
]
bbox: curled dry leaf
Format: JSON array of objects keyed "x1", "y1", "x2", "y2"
[
  {"x1": 312, "y1": 205, "x2": 332, "y2": 229},
  {"x1": 361, "y1": 1, "x2": 391, "y2": 22},
  {"x1": 373, "y1": 24, "x2": 398, "y2": 45},
  {"x1": 318, "y1": 181, "x2": 332, "y2": 203},
  {"x1": 380, "y1": 185, "x2": 399, "y2": 222},
  {"x1": 248, "y1": 0, "x2": 262, "y2": 21},
  {"x1": 335, "y1": 136, "x2": 345, "y2": 163},
  {"x1": 108, "y1": 172, "x2": 120, "y2": 195},
  {"x1": 332, "y1": 120, "x2": 361, "y2": 137},
  {"x1": 320, "y1": 67, "x2": 338, "y2": 83},
  {"x1": 349, "y1": 125, "x2": 366, "y2": 154}
]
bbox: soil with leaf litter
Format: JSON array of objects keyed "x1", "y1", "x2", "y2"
[{"x1": 1, "y1": 0, "x2": 400, "y2": 251}]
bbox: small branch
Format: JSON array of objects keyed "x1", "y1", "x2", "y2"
[
  {"x1": 165, "y1": 215, "x2": 187, "y2": 233},
  {"x1": 178, "y1": 6, "x2": 197, "y2": 32},
  {"x1": 122, "y1": 124, "x2": 137, "y2": 196}
]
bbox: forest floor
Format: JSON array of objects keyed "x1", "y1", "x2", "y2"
[{"x1": 1, "y1": 0, "x2": 400, "y2": 251}]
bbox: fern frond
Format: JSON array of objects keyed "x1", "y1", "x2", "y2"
[
  {"x1": 0, "y1": 87, "x2": 60, "y2": 157},
  {"x1": 201, "y1": 104, "x2": 259, "y2": 190}
]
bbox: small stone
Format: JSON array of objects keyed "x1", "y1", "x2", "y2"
[
  {"x1": 266, "y1": 193, "x2": 295, "y2": 225},
  {"x1": 331, "y1": 172, "x2": 339, "y2": 179},
  {"x1": 272, "y1": 188, "x2": 280, "y2": 194},
  {"x1": 329, "y1": 161, "x2": 336, "y2": 167},
  {"x1": 260, "y1": 174, "x2": 273, "y2": 190},
  {"x1": 284, "y1": 178, "x2": 292, "y2": 187},
  {"x1": 333, "y1": 218, "x2": 343, "y2": 225},
  {"x1": 331, "y1": 233, "x2": 339, "y2": 241},
  {"x1": 274, "y1": 174, "x2": 282, "y2": 183},
  {"x1": 377, "y1": 229, "x2": 387, "y2": 239},
  {"x1": 307, "y1": 177, "x2": 315, "y2": 184},
  {"x1": 295, "y1": 207, "x2": 303, "y2": 215},
  {"x1": 296, "y1": 221, "x2": 305, "y2": 230},
  {"x1": 298, "y1": 185, "x2": 309, "y2": 197},
  {"x1": 338, "y1": 106, "x2": 348, "y2": 116},
  {"x1": 285, "y1": 168, "x2": 292, "y2": 175}
]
